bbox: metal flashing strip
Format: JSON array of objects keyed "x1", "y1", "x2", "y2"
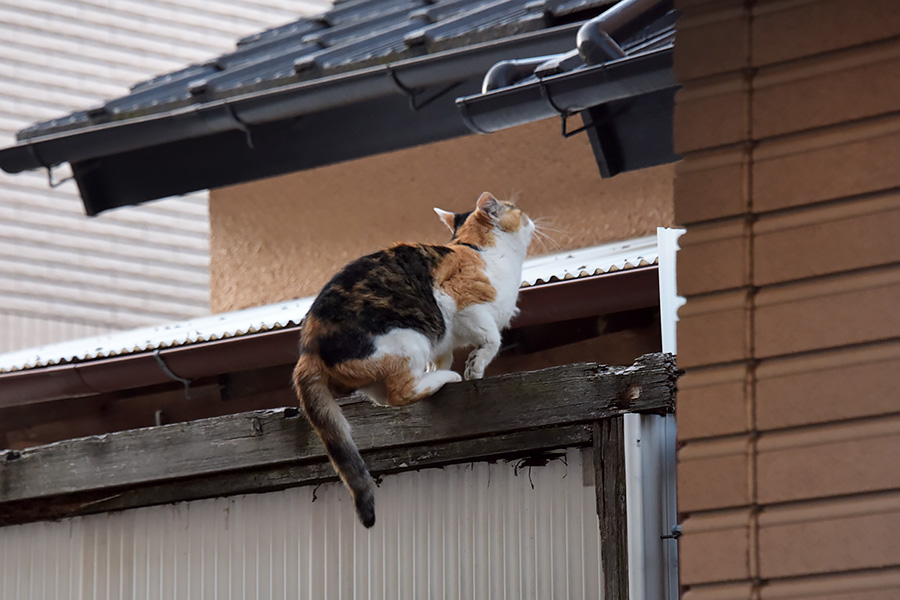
[{"x1": 0, "y1": 237, "x2": 657, "y2": 375}]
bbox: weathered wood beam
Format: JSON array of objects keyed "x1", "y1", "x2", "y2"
[
  {"x1": 0, "y1": 353, "x2": 676, "y2": 524},
  {"x1": 0, "y1": 424, "x2": 592, "y2": 525},
  {"x1": 594, "y1": 417, "x2": 630, "y2": 600}
]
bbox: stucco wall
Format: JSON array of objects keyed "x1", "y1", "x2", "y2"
[{"x1": 209, "y1": 118, "x2": 674, "y2": 312}]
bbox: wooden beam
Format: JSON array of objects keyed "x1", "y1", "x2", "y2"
[
  {"x1": 0, "y1": 424, "x2": 593, "y2": 525},
  {"x1": 594, "y1": 417, "x2": 630, "y2": 600},
  {"x1": 0, "y1": 353, "x2": 676, "y2": 524}
]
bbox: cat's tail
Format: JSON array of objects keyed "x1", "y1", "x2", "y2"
[{"x1": 292, "y1": 355, "x2": 376, "y2": 528}]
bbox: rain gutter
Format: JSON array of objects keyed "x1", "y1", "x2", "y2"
[
  {"x1": 456, "y1": 44, "x2": 674, "y2": 134},
  {"x1": 0, "y1": 22, "x2": 586, "y2": 175},
  {"x1": 0, "y1": 266, "x2": 658, "y2": 409}
]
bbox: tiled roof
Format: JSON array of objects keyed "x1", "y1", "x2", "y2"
[
  {"x1": 0, "y1": 236, "x2": 657, "y2": 374},
  {"x1": 18, "y1": 0, "x2": 617, "y2": 141},
  {"x1": 0, "y1": 0, "x2": 677, "y2": 215}
]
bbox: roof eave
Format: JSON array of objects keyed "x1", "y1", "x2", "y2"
[{"x1": 0, "y1": 22, "x2": 586, "y2": 178}]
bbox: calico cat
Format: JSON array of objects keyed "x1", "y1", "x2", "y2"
[{"x1": 292, "y1": 192, "x2": 535, "y2": 528}]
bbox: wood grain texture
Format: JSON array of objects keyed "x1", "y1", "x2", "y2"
[
  {"x1": 594, "y1": 417, "x2": 630, "y2": 600},
  {"x1": 0, "y1": 425, "x2": 593, "y2": 526},
  {"x1": 0, "y1": 353, "x2": 677, "y2": 523}
]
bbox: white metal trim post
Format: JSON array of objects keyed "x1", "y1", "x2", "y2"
[{"x1": 624, "y1": 227, "x2": 684, "y2": 600}]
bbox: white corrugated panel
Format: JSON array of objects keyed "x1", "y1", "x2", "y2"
[
  {"x1": 0, "y1": 237, "x2": 658, "y2": 372},
  {"x1": 519, "y1": 235, "x2": 657, "y2": 287},
  {"x1": 0, "y1": 0, "x2": 332, "y2": 353},
  {"x1": 0, "y1": 448, "x2": 603, "y2": 599}
]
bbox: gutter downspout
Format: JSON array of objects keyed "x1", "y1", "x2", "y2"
[{"x1": 576, "y1": 0, "x2": 672, "y2": 65}]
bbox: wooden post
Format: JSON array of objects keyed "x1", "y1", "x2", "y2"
[{"x1": 594, "y1": 417, "x2": 629, "y2": 600}]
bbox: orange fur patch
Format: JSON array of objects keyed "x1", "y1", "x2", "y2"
[
  {"x1": 454, "y1": 210, "x2": 496, "y2": 249},
  {"x1": 292, "y1": 352, "x2": 319, "y2": 391},
  {"x1": 298, "y1": 351, "x2": 446, "y2": 408},
  {"x1": 498, "y1": 205, "x2": 523, "y2": 232},
  {"x1": 434, "y1": 246, "x2": 497, "y2": 310},
  {"x1": 298, "y1": 314, "x2": 334, "y2": 354},
  {"x1": 293, "y1": 353, "x2": 355, "y2": 430},
  {"x1": 330, "y1": 355, "x2": 428, "y2": 407},
  {"x1": 328, "y1": 355, "x2": 396, "y2": 389}
]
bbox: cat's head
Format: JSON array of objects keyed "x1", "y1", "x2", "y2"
[{"x1": 434, "y1": 192, "x2": 534, "y2": 250}]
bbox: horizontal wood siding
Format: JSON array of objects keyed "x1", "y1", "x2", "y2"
[
  {"x1": 674, "y1": 1, "x2": 900, "y2": 598},
  {"x1": 0, "y1": 0, "x2": 331, "y2": 352}
]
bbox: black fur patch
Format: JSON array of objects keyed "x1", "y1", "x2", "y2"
[
  {"x1": 451, "y1": 211, "x2": 472, "y2": 239},
  {"x1": 309, "y1": 244, "x2": 453, "y2": 367}
]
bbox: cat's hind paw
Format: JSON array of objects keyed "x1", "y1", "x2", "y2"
[{"x1": 414, "y1": 369, "x2": 462, "y2": 398}]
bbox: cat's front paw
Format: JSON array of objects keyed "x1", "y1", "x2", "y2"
[{"x1": 464, "y1": 356, "x2": 485, "y2": 380}]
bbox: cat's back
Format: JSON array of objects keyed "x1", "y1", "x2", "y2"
[
  {"x1": 302, "y1": 243, "x2": 453, "y2": 366},
  {"x1": 313, "y1": 243, "x2": 452, "y2": 315}
]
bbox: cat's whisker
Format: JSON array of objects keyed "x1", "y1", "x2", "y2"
[
  {"x1": 530, "y1": 223, "x2": 562, "y2": 253},
  {"x1": 531, "y1": 217, "x2": 569, "y2": 236},
  {"x1": 534, "y1": 220, "x2": 574, "y2": 251},
  {"x1": 528, "y1": 237, "x2": 546, "y2": 254}
]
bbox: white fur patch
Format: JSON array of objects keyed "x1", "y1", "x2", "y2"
[
  {"x1": 476, "y1": 215, "x2": 534, "y2": 329},
  {"x1": 371, "y1": 329, "x2": 432, "y2": 372}
]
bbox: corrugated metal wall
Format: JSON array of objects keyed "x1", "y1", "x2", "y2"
[
  {"x1": 0, "y1": 0, "x2": 330, "y2": 353},
  {"x1": 0, "y1": 448, "x2": 603, "y2": 599}
]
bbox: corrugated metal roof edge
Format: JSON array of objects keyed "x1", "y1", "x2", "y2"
[
  {"x1": 0, "y1": 236, "x2": 658, "y2": 375},
  {"x1": 0, "y1": 269, "x2": 662, "y2": 415},
  {"x1": 0, "y1": 265, "x2": 660, "y2": 410}
]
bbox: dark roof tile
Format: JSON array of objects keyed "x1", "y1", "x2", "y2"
[
  {"x1": 411, "y1": 0, "x2": 549, "y2": 52},
  {"x1": 545, "y1": 0, "x2": 617, "y2": 17},
  {"x1": 21, "y1": 0, "x2": 589, "y2": 141}
]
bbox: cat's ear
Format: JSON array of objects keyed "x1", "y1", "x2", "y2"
[
  {"x1": 476, "y1": 192, "x2": 501, "y2": 219},
  {"x1": 433, "y1": 207, "x2": 456, "y2": 233}
]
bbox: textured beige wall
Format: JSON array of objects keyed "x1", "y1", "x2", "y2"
[{"x1": 209, "y1": 118, "x2": 674, "y2": 312}]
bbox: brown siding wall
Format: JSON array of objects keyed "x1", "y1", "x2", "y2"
[
  {"x1": 674, "y1": 1, "x2": 900, "y2": 598},
  {"x1": 208, "y1": 119, "x2": 674, "y2": 312}
]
